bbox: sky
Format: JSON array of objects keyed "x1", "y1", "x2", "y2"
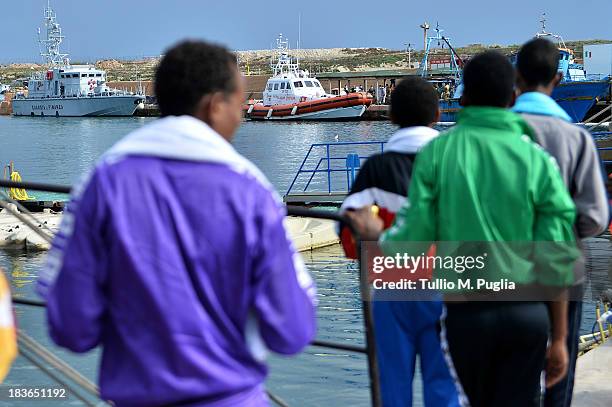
[{"x1": 2, "y1": 0, "x2": 611, "y2": 63}]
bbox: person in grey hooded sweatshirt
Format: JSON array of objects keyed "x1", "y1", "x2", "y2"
[{"x1": 513, "y1": 37, "x2": 610, "y2": 407}]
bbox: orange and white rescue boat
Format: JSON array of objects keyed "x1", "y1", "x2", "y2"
[{"x1": 244, "y1": 34, "x2": 371, "y2": 121}]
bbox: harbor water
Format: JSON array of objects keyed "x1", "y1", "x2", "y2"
[{"x1": 0, "y1": 116, "x2": 610, "y2": 406}]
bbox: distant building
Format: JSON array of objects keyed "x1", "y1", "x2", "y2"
[{"x1": 584, "y1": 44, "x2": 612, "y2": 77}]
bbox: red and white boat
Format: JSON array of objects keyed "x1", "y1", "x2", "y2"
[{"x1": 244, "y1": 35, "x2": 371, "y2": 121}]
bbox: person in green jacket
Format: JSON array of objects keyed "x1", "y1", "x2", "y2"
[{"x1": 347, "y1": 51, "x2": 579, "y2": 407}]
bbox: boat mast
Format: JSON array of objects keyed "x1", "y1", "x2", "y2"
[
  {"x1": 535, "y1": 12, "x2": 567, "y2": 49},
  {"x1": 38, "y1": 0, "x2": 68, "y2": 66},
  {"x1": 418, "y1": 23, "x2": 461, "y2": 80},
  {"x1": 298, "y1": 13, "x2": 301, "y2": 68},
  {"x1": 270, "y1": 34, "x2": 299, "y2": 77}
]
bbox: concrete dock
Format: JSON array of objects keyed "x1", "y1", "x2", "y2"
[
  {"x1": 573, "y1": 339, "x2": 612, "y2": 406},
  {"x1": 0, "y1": 207, "x2": 339, "y2": 252},
  {"x1": 0, "y1": 205, "x2": 59, "y2": 250}
]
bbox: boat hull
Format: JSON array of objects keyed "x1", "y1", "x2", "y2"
[
  {"x1": 439, "y1": 80, "x2": 610, "y2": 123},
  {"x1": 249, "y1": 105, "x2": 367, "y2": 121},
  {"x1": 12, "y1": 95, "x2": 144, "y2": 117},
  {"x1": 245, "y1": 93, "x2": 371, "y2": 121},
  {"x1": 553, "y1": 81, "x2": 610, "y2": 123}
]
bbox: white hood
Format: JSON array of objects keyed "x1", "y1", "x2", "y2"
[
  {"x1": 104, "y1": 115, "x2": 276, "y2": 196},
  {"x1": 385, "y1": 126, "x2": 439, "y2": 154}
]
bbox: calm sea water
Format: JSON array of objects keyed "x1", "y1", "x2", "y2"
[{"x1": 0, "y1": 116, "x2": 610, "y2": 406}]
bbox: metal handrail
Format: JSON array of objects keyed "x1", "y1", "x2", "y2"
[
  {"x1": 4, "y1": 180, "x2": 382, "y2": 407},
  {"x1": 584, "y1": 104, "x2": 612, "y2": 124},
  {"x1": 285, "y1": 141, "x2": 385, "y2": 197}
]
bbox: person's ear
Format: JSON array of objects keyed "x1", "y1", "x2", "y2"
[
  {"x1": 194, "y1": 92, "x2": 225, "y2": 127},
  {"x1": 193, "y1": 94, "x2": 213, "y2": 123},
  {"x1": 206, "y1": 92, "x2": 227, "y2": 128},
  {"x1": 552, "y1": 72, "x2": 563, "y2": 87}
]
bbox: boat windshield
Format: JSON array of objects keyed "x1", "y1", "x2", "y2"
[
  {"x1": 294, "y1": 81, "x2": 303, "y2": 88},
  {"x1": 304, "y1": 81, "x2": 314, "y2": 87}
]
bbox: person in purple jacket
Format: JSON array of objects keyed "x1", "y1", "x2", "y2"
[{"x1": 37, "y1": 40, "x2": 317, "y2": 407}]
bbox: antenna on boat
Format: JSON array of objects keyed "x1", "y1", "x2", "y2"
[
  {"x1": 298, "y1": 13, "x2": 302, "y2": 67},
  {"x1": 418, "y1": 23, "x2": 462, "y2": 80},
  {"x1": 420, "y1": 21, "x2": 430, "y2": 51},
  {"x1": 38, "y1": 0, "x2": 68, "y2": 66},
  {"x1": 534, "y1": 12, "x2": 567, "y2": 50},
  {"x1": 540, "y1": 12, "x2": 547, "y2": 34}
]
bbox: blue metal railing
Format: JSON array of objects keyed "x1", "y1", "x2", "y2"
[
  {"x1": 285, "y1": 141, "x2": 385, "y2": 197},
  {"x1": 285, "y1": 130, "x2": 612, "y2": 200},
  {"x1": 592, "y1": 131, "x2": 612, "y2": 139}
]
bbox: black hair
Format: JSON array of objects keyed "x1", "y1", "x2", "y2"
[
  {"x1": 390, "y1": 76, "x2": 439, "y2": 127},
  {"x1": 516, "y1": 38, "x2": 560, "y2": 87},
  {"x1": 155, "y1": 40, "x2": 238, "y2": 117},
  {"x1": 462, "y1": 51, "x2": 515, "y2": 107}
]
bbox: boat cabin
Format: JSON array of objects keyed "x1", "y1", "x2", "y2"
[
  {"x1": 26, "y1": 65, "x2": 115, "y2": 99},
  {"x1": 263, "y1": 75, "x2": 328, "y2": 106},
  {"x1": 558, "y1": 49, "x2": 587, "y2": 82}
]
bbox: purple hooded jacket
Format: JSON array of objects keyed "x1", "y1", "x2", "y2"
[{"x1": 37, "y1": 116, "x2": 317, "y2": 406}]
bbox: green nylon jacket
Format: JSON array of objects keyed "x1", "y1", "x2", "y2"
[{"x1": 380, "y1": 107, "x2": 579, "y2": 288}]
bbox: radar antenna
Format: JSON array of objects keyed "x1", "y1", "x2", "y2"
[{"x1": 38, "y1": 1, "x2": 69, "y2": 65}]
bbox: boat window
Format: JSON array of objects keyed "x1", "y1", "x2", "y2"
[
  {"x1": 285, "y1": 82, "x2": 291, "y2": 89},
  {"x1": 81, "y1": 73, "x2": 87, "y2": 77},
  {"x1": 96, "y1": 73, "x2": 102, "y2": 77},
  {"x1": 89, "y1": 74, "x2": 95, "y2": 77},
  {"x1": 294, "y1": 81, "x2": 303, "y2": 88},
  {"x1": 72, "y1": 74, "x2": 79, "y2": 78},
  {"x1": 315, "y1": 81, "x2": 323, "y2": 88},
  {"x1": 280, "y1": 83, "x2": 286, "y2": 90},
  {"x1": 274, "y1": 83, "x2": 279, "y2": 90},
  {"x1": 304, "y1": 81, "x2": 314, "y2": 87},
  {"x1": 267, "y1": 83, "x2": 273, "y2": 91}
]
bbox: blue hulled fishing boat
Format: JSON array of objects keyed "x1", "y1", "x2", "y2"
[{"x1": 426, "y1": 20, "x2": 611, "y2": 123}]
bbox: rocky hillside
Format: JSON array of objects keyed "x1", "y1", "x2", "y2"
[{"x1": 1, "y1": 39, "x2": 609, "y2": 84}]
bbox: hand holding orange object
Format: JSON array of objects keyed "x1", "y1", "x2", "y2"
[{"x1": 345, "y1": 205, "x2": 384, "y2": 242}]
